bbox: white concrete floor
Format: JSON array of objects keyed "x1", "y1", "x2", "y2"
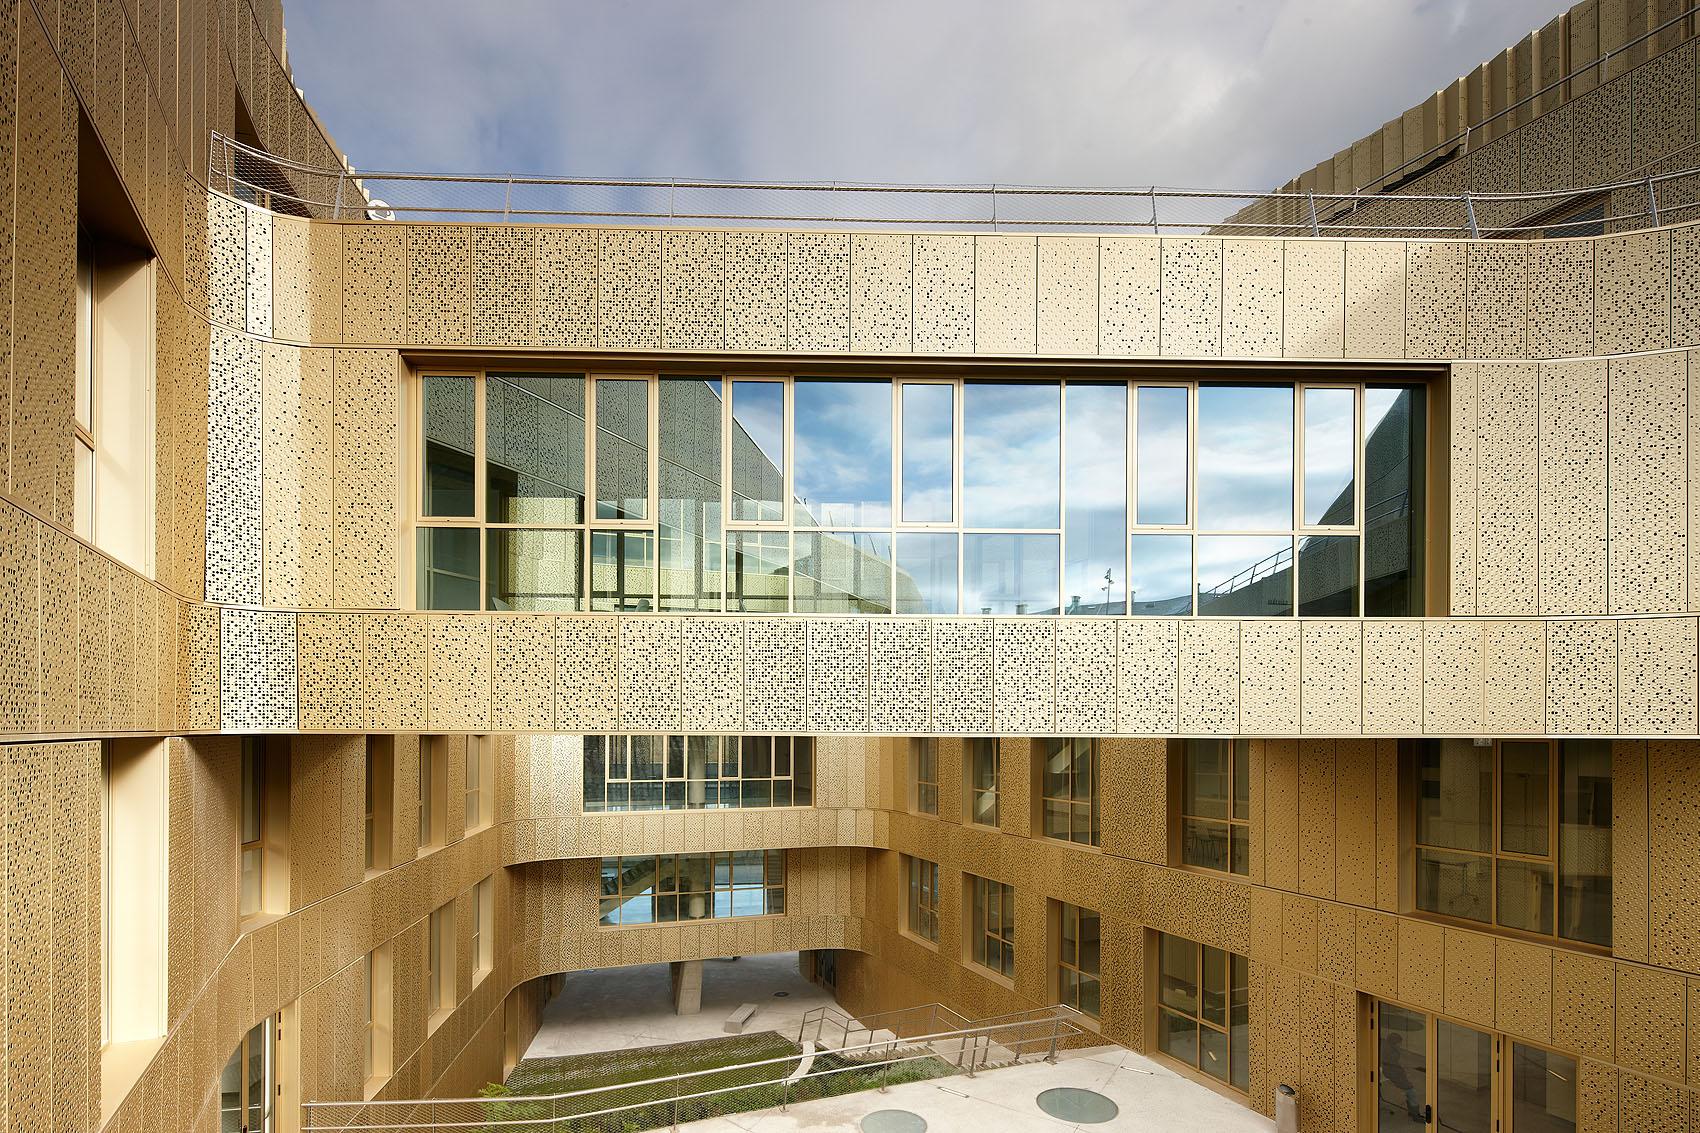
[
  {"x1": 675, "y1": 1045, "x2": 1277, "y2": 1133},
  {"x1": 521, "y1": 952, "x2": 840, "y2": 1059}
]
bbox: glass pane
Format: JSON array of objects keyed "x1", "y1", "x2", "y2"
[
  {"x1": 901, "y1": 383, "x2": 954, "y2": 523},
  {"x1": 423, "y1": 375, "x2": 476, "y2": 517},
  {"x1": 1417, "y1": 739, "x2": 1493, "y2": 852},
  {"x1": 1232, "y1": 740, "x2": 1250, "y2": 820},
  {"x1": 1377, "y1": 1004, "x2": 1428, "y2": 1132},
  {"x1": 1297, "y1": 535, "x2": 1359, "y2": 615},
  {"x1": 726, "y1": 531, "x2": 789, "y2": 612},
  {"x1": 1160, "y1": 1009, "x2": 1199, "y2": 1068},
  {"x1": 590, "y1": 530, "x2": 655, "y2": 611},
  {"x1": 485, "y1": 529, "x2": 580, "y2": 611},
  {"x1": 1159, "y1": 936, "x2": 1198, "y2": 1015},
  {"x1": 1184, "y1": 740, "x2": 1231, "y2": 820},
  {"x1": 794, "y1": 381, "x2": 892, "y2": 526},
  {"x1": 595, "y1": 378, "x2": 648, "y2": 519},
  {"x1": 1196, "y1": 535, "x2": 1292, "y2": 616},
  {"x1": 894, "y1": 532, "x2": 958, "y2": 614},
  {"x1": 1229, "y1": 953, "x2": 1249, "y2": 1091},
  {"x1": 963, "y1": 382, "x2": 1059, "y2": 528},
  {"x1": 1364, "y1": 386, "x2": 1425, "y2": 617},
  {"x1": 1511, "y1": 1044, "x2": 1577, "y2": 1133},
  {"x1": 731, "y1": 381, "x2": 785, "y2": 522},
  {"x1": 1182, "y1": 818, "x2": 1230, "y2": 872},
  {"x1": 1558, "y1": 739, "x2": 1612, "y2": 947},
  {"x1": 1064, "y1": 383, "x2": 1127, "y2": 614},
  {"x1": 793, "y1": 531, "x2": 893, "y2": 614},
  {"x1": 485, "y1": 373, "x2": 585, "y2": 523},
  {"x1": 1496, "y1": 858, "x2": 1556, "y2": 935},
  {"x1": 1201, "y1": 945, "x2": 1226, "y2": 1027},
  {"x1": 963, "y1": 533, "x2": 1059, "y2": 615},
  {"x1": 239, "y1": 847, "x2": 262, "y2": 918},
  {"x1": 1197, "y1": 384, "x2": 1292, "y2": 530},
  {"x1": 1304, "y1": 388, "x2": 1356, "y2": 524},
  {"x1": 1500, "y1": 741, "x2": 1551, "y2": 856},
  {"x1": 1136, "y1": 386, "x2": 1188, "y2": 525},
  {"x1": 1436, "y1": 1020, "x2": 1494, "y2": 1133},
  {"x1": 1230, "y1": 825, "x2": 1249, "y2": 876},
  {"x1": 1415, "y1": 847, "x2": 1492, "y2": 924},
  {"x1": 1129, "y1": 534, "x2": 1192, "y2": 615},
  {"x1": 1199, "y1": 1023, "x2": 1229, "y2": 1083},
  {"x1": 658, "y1": 377, "x2": 723, "y2": 611},
  {"x1": 417, "y1": 527, "x2": 480, "y2": 610},
  {"x1": 1077, "y1": 909, "x2": 1100, "y2": 977}
]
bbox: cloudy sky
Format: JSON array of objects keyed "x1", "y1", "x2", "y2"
[{"x1": 283, "y1": 0, "x2": 1566, "y2": 192}]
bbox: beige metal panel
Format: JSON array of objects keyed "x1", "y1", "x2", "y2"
[
  {"x1": 724, "y1": 231, "x2": 787, "y2": 351},
  {"x1": 1578, "y1": 1060, "x2": 1620, "y2": 1133},
  {"x1": 307, "y1": 223, "x2": 344, "y2": 344},
  {"x1": 1674, "y1": 230, "x2": 1700, "y2": 349},
  {"x1": 1620, "y1": 618, "x2": 1699, "y2": 733},
  {"x1": 1397, "y1": 917, "x2": 1445, "y2": 1011},
  {"x1": 297, "y1": 614, "x2": 362, "y2": 731},
  {"x1": 1474, "y1": 361, "x2": 1540, "y2": 615},
  {"x1": 1423, "y1": 620, "x2": 1483, "y2": 733},
  {"x1": 974, "y1": 235, "x2": 1037, "y2": 354},
  {"x1": 342, "y1": 224, "x2": 406, "y2": 344},
  {"x1": 261, "y1": 343, "x2": 304, "y2": 607},
  {"x1": 1450, "y1": 361, "x2": 1479, "y2": 615},
  {"x1": 1239, "y1": 621, "x2": 1299, "y2": 734},
  {"x1": 363, "y1": 613, "x2": 426, "y2": 731},
  {"x1": 1573, "y1": 76, "x2": 1633, "y2": 186},
  {"x1": 187, "y1": 602, "x2": 221, "y2": 730},
  {"x1": 492, "y1": 617, "x2": 555, "y2": 731},
  {"x1": 1442, "y1": 927, "x2": 1496, "y2": 1027},
  {"x1": 426, "y1": 614, "x2": 491, "y2": 731},
  {"x1": 331, "y1": 349, "x2": 399, "y2": 609},
  {"x1": 616, "y1": 617, "x2": 682, "y2": 732},
  {"x1": 1495, "y1": 937, "x2": 1554, "y2": 1043},
  {"x1": 1480, "y1": 620, "x2": 1546, "y2": 733},
  {"x1": 207, "y1": 193, "x2": 248, "y2": 329},
  {"x1": 1117, "y1": 619, "x2": 1178, "y2": 734},
  {"x1": 1554, "y1": 946, "x2": 1618, "y2": 1061},
  {"x1": 912, "y1": 234, "x2": 975, "y2": 353},
  {"x1": 868, "y1": 620, "x2": 929, "y2": 732},
  {"x1": 1520, "y1": 103, "x2": 1576, "y2": 196},
  {"x1": 1283, "y1": 241, "x2": 1345, "y2": 358},
  {"x1": 471, "y1": 226, "x2": 538, "y2": 347},
  {"x1": 1333, "y1": 738, "x2": 1377, "y2": 907},
  {"x1": 1597, "y1": 231, "x2": 1672, "y2": 355},
  {"x1": 662, "y1": 230, "x2": 726, "y2": 351},
  {"x1": 1528, "y1": 241, "x2": 1596, "y2": 358},
  {"x1": 219, "y1": 608, "x2": 298, "y2": 730},
  {"x1": 597, "y1": 229, "x2": 661, "y2": 350},
  {"x1": 271, "y1": 214, "x2": 311, "y2": 342},
  {"x1": 932, "y1": 619, "x2": 993, "y2": 733},
  {"x1": 247, "y1": 207, "x2": 274, "y2": 338},
  {"x1": 1615, "y1": 962, "x2": 1686, "y2": 1080},
  {"x1": 1547, "y1": 619, "x2": 1619, "y2": 733},
  {"x1": 808, "y1": 619, "x2": 869, "y2": 733},
  {"x1": 536, "y1": 228, "x2": 598, "y2": 348},
  {"x1": 1362, "y1": 620, "x2": 1422, "y2": 734},
  {"x1": 0, "y1": 504, "x2": 40, "y2": 732},
  {"x1": 1296, "y1": 742, "x2": 1335, "y2": 898},
  {"x1": 1631, "y1": 39, "x2": 1697, "y2": 169},
  {"x1": 680, "y1": 618, "x2": 744, "y2": 732},
  {"x1": 1054, "y1": 619, "x2": 1114, "y2": 734},
  {"x1": 1609, "y1": 352, "x2": 1687, "y2": 613},
  {"x1": 1406, "y1": 242, "x2": 1467, "y2": 360},
  {"x1": 1540, "y1": 358, "x2": 1609, "y2": 615},
  {"x1": 993, "y1": 620, "x2": 1055, "y2": 734},
  {"x1": 1036, "y1": 237, "x2": 1098, "y2": 354},
  {"x1": 786, "y1": 232, "x2": 850, "y2": 352},
  {"x1": 745, "y1": 618, "x2": 807, "y2": 732},
  {"x1": 1178, "y1": 619, "x2": 1238, "y2": 734},
  {"x1": 1159, "y1": 238, "x2": 1222, "y2": 357},
  {"x1": 1344, "y1": 241, "x2": 1405, "y2": 359},
  {"x1": 1464, "y1": 242, "x2": 1528, "y2": 358},
  {"x1": 555, "y1": 618, "x2": 617, "y2": 731},
  {"x1": 1221, "y1": 239, "x2": 1283, "y2": 358},
  {"x1": 1099, "y1": 237, "x2": 1160, "y2": 356},
  {"x1": 1615, "y1": 738, "x2": 1654, "y2": 970},
  {"x1": 1617, "y1": 1072, "x2": 1686, "y2": 1131},
  {"x1": 849, "y1": 234, "x2": 912, "y2": 353}
]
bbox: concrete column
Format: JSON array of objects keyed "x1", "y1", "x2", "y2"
[{"x1": 670, "y1": 959, "x2": 703, "y2": 1015}]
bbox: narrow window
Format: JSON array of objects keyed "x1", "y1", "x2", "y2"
[
  {"x1": 473, "y1": 876, "x2": 494, "y2": 977},
  {"x1": 418, "y1": 738, "x2": 446, "y2": 851},
  {"x1": 906, "y1": 857, "x2": 940, "y2": 943},
  {"x1": 967, "y1": 739, "x2": 1000, "y2": 827},
  {"x1": 427, "y1": 904, "x2": 456, "y2": 1025},
  {"x1": 1038, "y1": 738, "x2": 1099, "y2": 846},
  {"x1": 217, "y1": 1016, "x2": 275, "y2": 1131},
  {"x1": 464, "y1": 735, "x2": 492, "y2": 832},
  {"x1": 910, "y1": 738, "x2": 939, "y2": 816},
  {"x1": 1179, "y1": 739, "x2": 1250, "y2": 875},
  {"x1": 239, "y1": 739, "x2": 265, "y2": 919},
  {"x1": 365, "y1": 736, "x2": 393, "y2": 873},
  {"x1": 970, "y1": 875, "x2": 1016, "y2": 979},
  {"x1": 1056, "y1": 902, "x2": 1101, "y2": 1018},
  {"x1": 1156, "y1": 933, "x2": 1248, "y2": 1092},
  {"x1": 103, "y1": 740, "x2": 167, "y2": 1045}
]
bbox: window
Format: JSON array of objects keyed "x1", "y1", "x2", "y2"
[
  {"x1": 1056, "y1": 903, "x2": 1101, "y2": 1018},
  {"x1": 582, "y1": 735, "x2": 813, "y2": 811},
  {"x1": 970, "y1": 876, "x2": 1016, "y2": 979},
  {"x1": 1038, "y1": 738, "x2": 1098, "y2": 846},
  {"x1": 1374, "y1": 1001, "x2": 1577, "y2": 1132},
  {"x1": 239, "y1": 740, "x2": 264, "y2": 919},
  {"x1": 1414, "y1": 739, "x2": 1611, "y2": 947},
  {"x1": 464, "y1": 735, "x2": 492, "y2": 831},
  {"x1": 218, "y1": 1016, "x2": 275, "y2": 1132},
  {"x1": 967, "y1": 739, "x2": 999, "y2": 827},
  {"x1": 1179, "y1": 739, "x2": 1250, "y2": 875},
  {"x1": 411, "y1": 374, "x2": 1425, "y2": 617},
  {"x1": 1156, "y1": 933, "x2": 1248, "y2": 1092},
  {"x1": 427, "y1": 904, "x2": 456, "y2": 1024},
  {"x1": 905, "y1": 857, "x2": 940, "y2": 942},
  {"x1": 239, "y1": 739, "x2": 289, "y2": 920},
  {"x1": 472, "y1": 876, "x2": 494, "y2": 978},
  {"x1": 365, "y1": 737, "x2": 393, "y2": 873},
  {"x1": 599, "y1": 851, "x2": 784, "y2": 926},
  {"x1": 418, "y1": 737, "x2": 447, "y2": 851},
  {"x1": 910, "y1": 738, "x2": 939, "y2": 816},
  {"x1": 362, "y1": 945, "x2": 393, "y2": 1094},
  {"x1": 103, "y1": 740, "x2": 167, "y2": 1045}
]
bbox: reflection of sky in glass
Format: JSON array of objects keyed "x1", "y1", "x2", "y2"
[
  {"x1": 1196, "y1": 535, "x2": 1292, "y2": 615},
  {"x1": 731, "y1": 382, "x2": 784, "y2": 521},
  {"x1": 1065, "y1": 384, "x2": 1126, "y2": 613},
  {"x1": 902, "y1": 384, "x2": 954, "y2": 522},
  {"x1": 1137, "y1": 386, "x2": 1187, "y2": 524},
  {"x1": 732, "y1": 381, "x2": 783, "y2": 466},
  {"x1": 1303, "y1": 388, "x2": 1356, "y2": 525},
  {"x1": 895, "y1": 532, "x2": 957, "y2": 613},
  {"x1": 794, "y1": 381, "x2": 892, "y2": 526},
  {"x1": 963, "y1": 383, "x2": 1059, "y2": 528},
  {"x1": 1197, "y1": 385, "x2": 1292, "y2": 530},
  {"x1": 963, "y1": 533, "x2": 1059, "y2": 614},
  {"x1": 1129, "y1": 534, "x2": 1192, "y2": 615}
]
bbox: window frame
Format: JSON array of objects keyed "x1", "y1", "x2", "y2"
[
  {"x1": 239, "y1": 738, "x2": 265, "y2": 920},
  {"x1": 464, "y1": 735, "x2": 493, "y2": 832},
  {"x1": 1036, "y1": 737, "x2": 1099, "y2": 847},
  {"x1": 967, "y1": 738, "x2": 1000, "y2": 828},
  {"x1": 910, "y1": 737, "x2": 940, "y2": 817},
  {"x1": 1176, "y1": 739, "x2": 1251, "y2": 877},
  {"x1": 1054, "y1": 901, "x2": 1101, "y2": 1019},
  {"x1": 904, "y1": 856, "x2": 940, "y2": 944},
  {"x1": 582, "y1": 734, "x2": 813, "y2": 813},
  {"x1": 472, "y1": 876, "x2": 494, "y2": 979},
  {"x1": 427, "y1": 903, "x2": 456, "y2": 1028},
  {"x1": 418, "y1": 737, "x2": 447, "y2": 852},
  {"x1": 968, "y1": 874, "x2": 1016, "y2": 982},
  {"x1": 1152, "y1": 932, "x2": 1249, "y2": 1094},
  {"x1": 598, "y1": 851, "x2": 786, "y2": 928}
]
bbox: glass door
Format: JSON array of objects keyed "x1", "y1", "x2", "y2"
[
  {"x1": 1377, "y1": 1004, "x2": 1428, "y2": 1130},
  {"x1": 1376, "y1": 1004, "x2": 1495, "y2": 1133}
]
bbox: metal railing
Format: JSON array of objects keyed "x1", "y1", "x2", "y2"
[
  {"x1": 796, "y1": 1000, "x2": 970, "y2": 1048},
  {"x1": 208, "y1": 131, "x2": 1700, "y2": 237},
  {"x1": 302, "y1": 1005, "x2": 1085, "y2": 1132}
]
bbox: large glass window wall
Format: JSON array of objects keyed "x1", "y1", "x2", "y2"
[
  {"x1": 414, "y1": 371, "x2": 1426, "y2": 616},
  {"x1": 582, "y1": 735, "x2": 813, "y2": 812}
]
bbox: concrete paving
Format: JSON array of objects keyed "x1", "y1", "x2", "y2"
[
  {"x1": 521, "y1": 952, "x2": 839, "y2": 1059},
  {"x1": 673, "y1": 1045, "x2": 1277, "y2": 1133}
]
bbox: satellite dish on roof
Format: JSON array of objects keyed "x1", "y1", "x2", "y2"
[{"x1": 366, "y1": 199, "x2": 395, "y2": 221}]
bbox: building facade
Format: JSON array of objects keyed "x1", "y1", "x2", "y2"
[{"x1": 5, "y1": 0, "x2": 1700, "y2": 1131}]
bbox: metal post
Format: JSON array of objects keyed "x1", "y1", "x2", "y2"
[
  {"x1": 780, "y1": 1078, "x2": 790, "y2": 1113},
  {"x1": 332, "y1": 172, "x2": 345, "y2": 221},
  {"x1": 1463, "y1": 192, "x2": 1480, "y2": 239},
  {"x1": 672, "y1": 1092, "x2": 680, "y2": 1131},
  {"x1": 879, "y1": 1060, "x2": 890, "y2": 1093},
  {"x1": 965, "y1": 1035, "x2": 978, "y2": 1079},
  {"x1": 1149, "y1": 187, "x2": 1160, "y2": 234},
  {"x1": 669, "y1": 177, "x2": 676, "y2": 220},
  {"x1": 503, "y1": 175, "x2": 514, "y2": 222},
  {"x1": 991, "y1": 183, "x2": 999, "y2": 232},
  {"x1": 1046, "y1": 1018, "x2": 1060, "y2": 1064},
  {"x1": 1646, "y1": 176, "x2": 1660, "y2": 227},
  {"x1": 1306, "y1": 191, "x2": 1319, "y2": 237}
]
